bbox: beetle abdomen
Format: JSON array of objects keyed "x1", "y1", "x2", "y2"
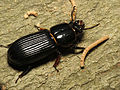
[{"x1": 8, "y1": 30, "x2": 57, "y2": 66}]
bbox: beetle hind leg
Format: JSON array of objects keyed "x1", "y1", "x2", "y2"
[
  {"x1": 15, "y1": 66, "x2": 32, "y2": 83},
  {"x1": 0, "y1": 43, "x2": 12, "y2": 48}
]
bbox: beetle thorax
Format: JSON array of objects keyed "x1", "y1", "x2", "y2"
[{"x1": 50, "y1": 23, "x2": 76, "y2": 47}]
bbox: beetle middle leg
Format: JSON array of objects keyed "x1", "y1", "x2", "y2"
[{"x1": 53, "y1": 52, "x2": 62, "y2": 72}]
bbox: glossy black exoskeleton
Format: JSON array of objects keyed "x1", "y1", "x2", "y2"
[
  {"x1": 0, "y1": 20, "x2": 99, "y2": 83},
  {"x1": 0, "y1": 4, "x2": 100, "y2": 83}
]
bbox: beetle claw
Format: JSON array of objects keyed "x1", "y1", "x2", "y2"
[
  {"x1": 15, "y1": 76, "x2": 20, "y2": 83},
  {"x1": 53, "y1": 66, "x2": 59, "y2": 72}
]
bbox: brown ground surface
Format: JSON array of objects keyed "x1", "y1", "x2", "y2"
[{"x1": 0, "y1": 0, "x2": 120, "y2": 90}]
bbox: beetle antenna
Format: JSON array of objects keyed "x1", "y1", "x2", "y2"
[{"x1": 84, "y1": 23, "x2": 100, "y2": 30}]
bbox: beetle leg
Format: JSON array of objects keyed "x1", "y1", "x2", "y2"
[
  {"x1": 53, "y1": 52, "x2": 61, "y2": 72},
  {"x1": 53, "y1": 56, "x2": 61, "y2": 72},
  {"x1": 84, "y1": 23, "x2": 100, "y2": 30},
  {"x1": 15, "y1": 66, "x2": 32, "y2": 83},
  {"x1": 0, "y1": 43, "x2": 12, "y2": 48},
  {"x1": 34, "y1": 25, "x2": 46, "y2": 31},
  {"x1": 0, "y1": 45, "x2": 9, "y2": 48}
]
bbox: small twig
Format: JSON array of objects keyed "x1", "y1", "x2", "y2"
[
  {"x1": 71, "y1": 6, "x2": 77, "y2": 22},
  {"x1": 24, "y1": 11, "x2": 38, "y2": 19},
  {"x1": 69, "y1": 0, "x2": 76, "y2": 7},
  {"x1": 80, "y1": 36, "x2": 109, "y2": 68},
  {"x1": 69, "y1": 0, "x2": 77, "y2": 22}
]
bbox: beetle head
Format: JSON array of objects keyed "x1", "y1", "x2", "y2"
[{"x1": 73, "y1": 20, "x2": 85, "y2": 33}]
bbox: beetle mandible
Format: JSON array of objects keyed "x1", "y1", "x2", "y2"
[{"x1": 0, "y1": 6, "x2": 99, "y2": 83}]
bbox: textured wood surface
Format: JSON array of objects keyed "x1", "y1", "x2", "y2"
[{"x1": 0, "y1": 0, "x2": 120, "y2": 90}]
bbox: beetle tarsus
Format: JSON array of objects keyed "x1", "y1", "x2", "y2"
[
  {"x1": 15, "y1": 75, "x2": 22, "y2": 83},
  {"x1": 53, "y1": 66, "x2": 59, "y2": 72}
]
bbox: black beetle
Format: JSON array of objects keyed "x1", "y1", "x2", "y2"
[{"x1": 0, "y1": 8, "x2": 99, "y2": 83}]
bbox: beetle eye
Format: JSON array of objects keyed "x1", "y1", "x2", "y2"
[{"x1": 79, "y1": 20, "x2": 84, "y2": 26}]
